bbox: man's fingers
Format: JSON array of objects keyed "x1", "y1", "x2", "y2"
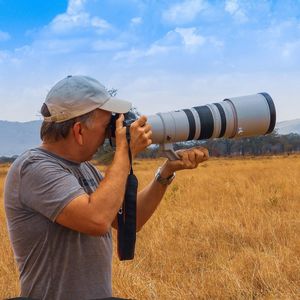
[
  {"x1": 175, "y1": 147, "x2": 209, "y2": 169},
  {"x1": 132, "y1": 115, "x2": 147, "y2": 128},
  {"x1": 138, "y1": 130, "x2": 152, "y2": 146},
  {"x1": 181, "y1": 151, "x2": 194, "y2": 169},
  {"x1": 176, "y1": 150, "x2": 184, "y2": 160},
  {"x1": 193, "y1": 147, "x2": 209, "y2": 161},
  {"x1": 143, "y1": 123, "x2": 152, "y2": 133},
  {"x1": 129, "y1": 116, "x2": 153, "y2": 156},
  {"x1": 194, "y1": 149, "x2": 206, "y2": 163},
  {"x1": 116, "y1": 114, "x2": 124, "y2": 129},
  {"x1": 199, "y1": 147, "x2": 209, "y2": 159},
  {"x1": 201, "y1": 147, "x2": 209, "y2": 159},
  {"x1": 187, "y1": 150, "x2": 197, "y2": 166},
  {"x1": 145, "y1": 130, "x2": 152, "y2": 140}
]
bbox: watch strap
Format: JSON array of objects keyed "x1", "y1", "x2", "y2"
[{"x1": 155, "y1": 167, "x2": 175, "y2": 185}]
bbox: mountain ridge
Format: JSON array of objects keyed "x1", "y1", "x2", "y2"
[
  {"x1": 0, "y1": 120, "x2": 42, "y2": 157},
  {"x1": 275, "y1": 118, "x2": 300, "y2": 135}
]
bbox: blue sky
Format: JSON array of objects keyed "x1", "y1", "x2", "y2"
[{"x1": 0, "y1": 0, "x2": 299, "y2": 122}]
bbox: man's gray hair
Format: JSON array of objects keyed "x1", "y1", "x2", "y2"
[{"x1": 40, "y1": 103, "x2": 95, "y2": 142}]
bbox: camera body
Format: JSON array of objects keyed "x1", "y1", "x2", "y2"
[{"x1": 109, "y1": 111, "x2": 138, "y2": 140}]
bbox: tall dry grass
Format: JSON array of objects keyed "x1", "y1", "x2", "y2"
[
  {"x1": 0, "y1": 156, "x2": 299, "y2": 299},
  {"x1": 0, "y1": 164, "x2": 19, "y2": 297}
]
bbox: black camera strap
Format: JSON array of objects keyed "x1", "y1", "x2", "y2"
[{"x1": 117, "y1": 126, "x2": 138, "y2": 260}]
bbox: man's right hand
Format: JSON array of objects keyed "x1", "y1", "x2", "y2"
[
  {"x1": 115, "y1": 114, "x2": 152, "y2": 157},
  {"x1": 129, "y1": 115, "x2": 152, "y2": 157},
  {"x1": 114, "y1": 114, "x2": 129, "y2": 152}
]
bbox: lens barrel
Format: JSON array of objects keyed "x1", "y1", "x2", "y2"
[{"x1": 147, "y1": 93, "x2": 276, "y2": 144}]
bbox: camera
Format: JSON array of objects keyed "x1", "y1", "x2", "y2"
[
  {"x1": 109, "y1": 92, "x2": 276, "y2": 160},
  {"x1": 109, "y1": 110, "x2": 138, "y2": 139}
]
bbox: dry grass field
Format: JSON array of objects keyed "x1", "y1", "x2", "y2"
[{"x1": 0, "y1": 156, "x2": 299, "y2": 299}]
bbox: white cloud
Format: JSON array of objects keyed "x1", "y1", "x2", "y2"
[
  {"x1": 33, "y1": 38, "x2": 88, "y2": 54},
  {"x1": 50, "y1": 13, "x2": 111, "y2": 34},
  {"x1": 0, "y1": 50, "x2": 9, "y2": 62},
  {"x1": 258, "y1": 20, "x2": 300, "y2": 62},
  {"x1": 114, "y1": 27, "x2": 217, "y2": 61},
  {"x1": 163, "y1": 0, "x2": 206, "y2": 24},
  {"x1": 113, "y1": 44, "x2": 172, "y2": 61},
  {"x1": 19, "y1": 0, "x2": 114, "y2": 55},
  {"x1": 67, "y1": 0, "x2": 86, "y2": 15},
  {"x1": 154, "y1": 27, "x2": 209, "y2": 51},
  {"x1": 266, "y1": 20, "x2": 296, "y2": 39},
  {"x1": 92, "y1": 40, "x2": 126, "y2": 51},
  {"x1": 146, "y1": 44, "x2": 171, "y2": 56},
  {"x1": 113, "y1": 48, "x2": 142, "y2": 61},
  {"x1": 130, "y1": 17, "x2": 142, "y2": 26},
  {"x1": 225, "y1": 0, "x2": 248, "y2": 23},
  {"x1": 282, "y1": 40, "x2": 300, "y2": 59},
  {"x1": 175, "y1": 27, "x2": 205, "y2": 48},
  {"x1": 48, "y1": 0, "x2": 111, "y2": 34},
  {"x1": 113, "y1": 29, "x2": 182, "y2": 61},
  {"x1": 225, "y1": 0, "x2": 239, "y2": 14},
  {"x1": 0, "y1": 30, "x2": 10, "y2": 41},
  {"x1": 207, "y1": 36, "x2": 224, "y2": 48}
]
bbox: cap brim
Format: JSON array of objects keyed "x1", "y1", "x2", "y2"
[{"x1": 100, "y1": 97, "x2": 132, "y2": 113}]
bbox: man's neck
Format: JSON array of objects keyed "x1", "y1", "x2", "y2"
[{"x1": 41, "y1": 141, "x2": 82, "y2": 164}]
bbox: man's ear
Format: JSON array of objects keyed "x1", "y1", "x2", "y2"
[{"x1": 72, "y1": 122, "x2": 84, "y2": 145}]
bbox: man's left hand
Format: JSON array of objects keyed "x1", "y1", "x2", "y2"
[{"x1": 160, "y1": 147, "x2": 209, "y2": 177}]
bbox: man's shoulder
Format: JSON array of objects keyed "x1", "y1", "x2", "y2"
[
  {"x1": 4, "y1": 148, "x2": 47, "y2": 205},
  {"x1": 8, "y1": 148, "x2": 42, "y2": 171},
  {"x1": 8, "y1": 147, "x2": 67, "y2": 177}
]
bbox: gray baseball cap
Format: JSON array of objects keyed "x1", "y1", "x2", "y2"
[{"x1": 43, "y1": 75, "x2": 132, "y2": 123}]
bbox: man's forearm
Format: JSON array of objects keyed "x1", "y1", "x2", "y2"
[
  {"x1": 90, "y1": 148, "x2": 130, "y2": 226},
  {"x1": 136, "y1": 165, "x2": 174, "y2": 230}
]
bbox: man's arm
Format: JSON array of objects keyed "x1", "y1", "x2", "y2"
[
  {"x1": 110, "y1": 162, "x2": 171, "y2": 231},
  {"x1": 56, "y1": 148, "x2": 130, "y2": 236},
  {"x1": 56, "y1": 115, "x2": 151, "y2": 236},
  {"x1": 135, "y1": 162, "x2": 172, "y2": 231},
  {"x1": 135, "y1": 147, "x2": 209, "y2": 230},
  {"x1": 110, "y1": 147, "x2": 209, "y2": 231}
]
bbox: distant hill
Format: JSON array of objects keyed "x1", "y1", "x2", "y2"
[
  {"x1": 0, "y1": 120, "x2": 42, "y2": 156},
  {"x1": 0, "y1": 119, "x2": 299, "y2": 157},
  {"x1": 276, "y1": 119, "x2": 300, "y2": 135}
]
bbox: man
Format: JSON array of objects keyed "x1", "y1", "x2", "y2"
[{"x1": 4, "y1": 75, "x2": 209, "y2": 300}]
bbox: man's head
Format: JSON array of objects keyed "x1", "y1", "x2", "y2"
[
  {"x1": 40, "y1": 75, "x2": 131, "y2": 143},
  {"x1": 40, "y1": 75, "x2": 132, "y2": 161}
]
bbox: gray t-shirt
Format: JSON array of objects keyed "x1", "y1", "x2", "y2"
[{"x1": 4, "y1": 148, "x2": 113, "y2": 300}]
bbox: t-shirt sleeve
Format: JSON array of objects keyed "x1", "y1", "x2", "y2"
[{"x1": 20, "y1": 158, "x2": 86, "y2": 222}]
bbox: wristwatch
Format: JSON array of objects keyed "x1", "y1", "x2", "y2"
[{"x1": 155, "y1": 167, "x2": 176, "y2": 185}]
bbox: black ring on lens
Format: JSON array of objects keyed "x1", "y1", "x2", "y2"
[
  {"x1": 183, "y1": 109, "x2": 196, "y2": 141},
  {"x1": 193, "y1": 106, "x2": 214, "y2": 140},
  {"x1": 259, "y1": 92, "x2": 276, "y2": 134},
  {"x1": 214, "y1": 103, "x2": 226, "y2": 138}
]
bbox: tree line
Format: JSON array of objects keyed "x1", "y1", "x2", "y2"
[
  {"x1": 93, "y1": 132, "x2": 300, "y2": 163},
  {"x1": 1, "y1": 132, "x2": 299, "y2": 164}
]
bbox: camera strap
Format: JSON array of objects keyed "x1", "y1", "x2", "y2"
[{"x1": 117, "y1": 126, "x2": 138, "y2": 260}]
